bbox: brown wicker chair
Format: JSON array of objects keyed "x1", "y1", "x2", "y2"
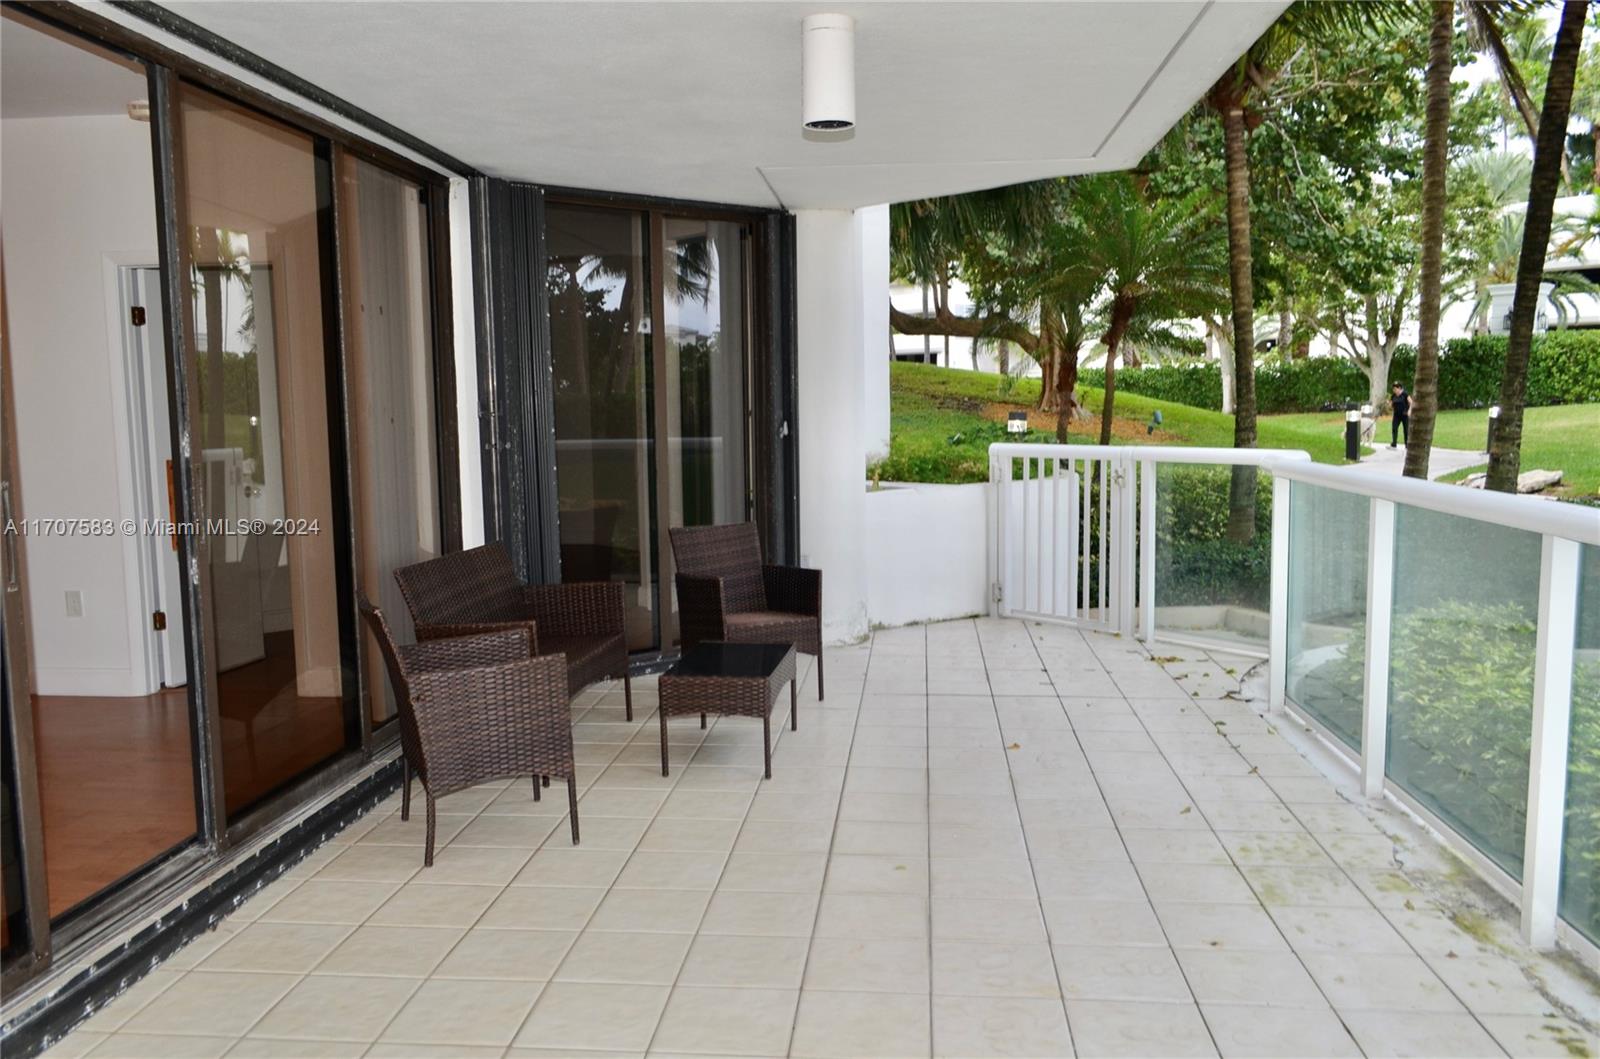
[
  {"x1": 669, "y1": 522, "x2": 824, "y2": 699},
  {"x1": 393, "y1": 543, "x2": 633, "y2": 719},
  {"x1": 357, "y1": 593, "x2": 578, "y2": 866}
]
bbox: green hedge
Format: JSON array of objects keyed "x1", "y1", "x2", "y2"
[
  {"x1": 1155, "y1": 466, "x2": 1273, "y2": 611},
  {"x1": 1080, "y1": 332, "x2": 1600, "y2": 414}
]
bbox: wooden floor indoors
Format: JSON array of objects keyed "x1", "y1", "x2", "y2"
[{"x1": 30, "y1": 632, "x2": 346, "y2": 917}]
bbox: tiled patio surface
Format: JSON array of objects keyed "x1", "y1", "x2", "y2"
[{"x1": 48, "y1": 618, "x2": 1600, "y2": 1059}]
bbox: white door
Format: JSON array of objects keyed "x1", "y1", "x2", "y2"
[{"x1": 125, "y1": 267, "x2": 188, "y2": 688}]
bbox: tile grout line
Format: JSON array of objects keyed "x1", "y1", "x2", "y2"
[
  {"x1": 221, "y1": 759, "x2": 517, "y2": 1052},
  {"x1": 1030, "y1": 630, "x2": 1216, "y2": 1055},
  {"x1": 504, "y1": 672, "x2": 740, "y2": 1055},
  {"x1": 1031, "y1": 623, "x2": 1232, "y2": 1057},
  {"x1": 783, "y1": 643, "x2": 873, "y2": 1059},
  {"x1": 1185, "y1": 650, "x2": 1515, "y2": 1056},
  {"x1": 328, "y1": 687, "x2": 630, "y2": 1054},
  {"x1": 1098, "y1": 635, "x2": 1368, "y2": 1056},
  {"x1": 639, "y1": 654, "x2": 818, "y2": 1058},
  {"x1": 975, "y1": 618, "x2": 1077, "y2": 1059}
]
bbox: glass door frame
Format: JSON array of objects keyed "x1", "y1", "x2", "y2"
[
  {"x1": 0, "y1": 0, "x2": 464, "y2": 997},
  {"x1": 2, "y1": 244, "x2": 54, "y2": 992},
  {"x1": 545, "y1": 193, "x2": 759, "y2": 658}
]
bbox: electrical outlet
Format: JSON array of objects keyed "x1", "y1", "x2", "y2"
[{"x1": 64, "y1": 590, "x2": 83, "y2": 618}]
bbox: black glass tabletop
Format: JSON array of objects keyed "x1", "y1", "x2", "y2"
[{"x1": 666, "y1": 642, "x2": 795, "y2": 679}]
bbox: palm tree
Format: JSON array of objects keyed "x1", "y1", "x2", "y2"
[
  {"x1": 1466, "y1": 150, "x2": 1535, "y2": 207},
  {"x1": 1060, "y1": 176, "x2": 1226, "y2": 446},
  {"x1": 1403, "y1": 1, "x2": 1457, "y2": 480},
  {"x1": 1488, "y1": 1, "x2": 1591, "y2": 492},
  {"x1": 887, "y1": 185, "x2": 1059, "y2": 399},
  {"x1": 1468, "y1": 209, "x2": 1597, "y2": 329},
  {"x1": 1203, "y1": 1, "x2": 1402, "y2": 537}
]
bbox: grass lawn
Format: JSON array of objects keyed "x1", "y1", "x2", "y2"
[
  {"x1": 1265, "y1": 403, "x2": 1600, "y2": 498},
  {"x1": 876, "y1": 362, "x2": 1353, "y2": 484}
]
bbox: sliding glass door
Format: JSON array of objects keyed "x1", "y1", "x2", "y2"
[
  {"x1": 548, "y1": 203, "x2": 751, "y2": 654},
  {"x1": 0, "y1": 5, "x2": 458, "y2": 995},
  {"x1": 180, "y1": 86, "x2": 359, "y2": 819}
]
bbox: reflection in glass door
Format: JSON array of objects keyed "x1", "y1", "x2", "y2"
[
  {"x1": 658, "y1": 217, "x2": 750, "y2": 645},
  {"x1": 179, "y1": 86, "x2": 356, "y2": 818},
  {"x1": 548, "y1": 204, "x2": 750, "y2": 653},
  {"x1": 1, "y1": 10, "x2": 201, "y2": 923},
  {"x1": 340, "y1": 154, "x2": 441, "y2": 726},
  {"x1": 548, "y1": 205, "x2": 657, "y2": 649}
]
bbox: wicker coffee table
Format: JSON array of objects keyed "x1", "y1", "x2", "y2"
[{"x1": 658, "y1": 642, "x2": 797, "y2": 779}]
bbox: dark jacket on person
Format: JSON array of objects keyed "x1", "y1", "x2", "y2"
[{"x1": 1391, "y1": 389, "x2": 1411, "y2": 417}]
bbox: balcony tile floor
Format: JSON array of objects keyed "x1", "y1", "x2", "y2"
[{"x1": 49, "y1": 619, "x2": 1600, "y2": 1058}]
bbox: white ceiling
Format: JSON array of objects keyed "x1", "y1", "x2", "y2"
[
  {"x1": 2, "y1": 14, "x2": 147, "y2": 119},
  {"x1": 160, "y1": 1, "x2": 1286, "y2": 209}
]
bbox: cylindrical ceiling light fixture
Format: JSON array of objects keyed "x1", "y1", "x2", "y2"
[{"x1": 802, "y1": 13, "x2": 856, "y2": 131}]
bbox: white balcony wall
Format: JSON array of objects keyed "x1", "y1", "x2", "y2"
[
  {"x1": 795, "y1": 208, "x2": 868, "y2": 644},
  {"x1": 864, "y1": 482, "x2": 989, "y2": 628}
]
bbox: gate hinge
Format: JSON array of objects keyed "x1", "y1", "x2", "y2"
[
  {"x1": 152, "y1": 610, "x2": 167, "y2": 631},
  {"x1": 992, "y1": 582, "x2": 1003, "y2": 603},
  {"x1": 130, "y1": 306, "x2": 147, "y2": 327}
]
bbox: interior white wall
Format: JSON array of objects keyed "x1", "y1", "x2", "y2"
[
  {"x1": 2, "y1": 114, "x2": 160, "y2": 696},
  {"x1": 795, "y1": 209, "x2": 868, "y2": 645},
  {"x1": 859, "y1": 204, "x2": 890, "y2": 462}
]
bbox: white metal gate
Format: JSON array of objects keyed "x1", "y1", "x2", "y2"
[{"x1": 989, "y1": 445, "x2": 1137, "y2": 634}]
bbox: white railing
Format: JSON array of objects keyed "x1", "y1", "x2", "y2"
[{"x1": 988, "y1": 441, "x2": 1600, "y2": 961}]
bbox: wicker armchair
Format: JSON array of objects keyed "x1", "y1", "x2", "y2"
[
  {"x1": 393, "y1": 543, "x2": 633, "y2": 719},
  {"x1": 669, "y1": 522, "x2": 824, "y2": 699},
  {"x1": 358, "y1": 593, "x2": 578, "y2": 865}
]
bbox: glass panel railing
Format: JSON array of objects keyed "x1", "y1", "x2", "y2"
[
  {"x1": 1153, "y1": 463, "x2": 1270, "y2": 649},
  {"x1": 1386, "y1": 506, "x2": 1542, "y2": 880},
  {"x1": 1559, "y1": 544, "x2": 1600, "y2": 943},
  {"x1": 1284, "y1": 483, "x2": 1368, "y2": 750}
]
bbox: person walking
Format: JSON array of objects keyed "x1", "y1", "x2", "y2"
[{"x1": 1389, "y1": 381, "x2": 1410, "y2": 448}]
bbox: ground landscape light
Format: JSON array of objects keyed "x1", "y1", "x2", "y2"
[{"x1": 802, "y1": 13, "x2": 856, "y2": 131}]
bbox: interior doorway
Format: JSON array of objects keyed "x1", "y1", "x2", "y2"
[{"x1": 121, "y1": 265, "x2": 186, "y2": 689}]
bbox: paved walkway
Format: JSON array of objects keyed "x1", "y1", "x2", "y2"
[
  {"x1": 1357, "y1": 442, "x2": 1485, "y2": 480},
  {"x1": 48, "y1": 619, "x2": 1600, "y2": 1058}
]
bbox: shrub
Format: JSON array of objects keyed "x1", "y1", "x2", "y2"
[
  {"x1": 1153, "y1": 466, "x2": 1272, "y2": 610},
  {"x1": 1318, "y1": 600, "x2": 1600, "y2": 941},
  {"x1": 1084, "y1": 332, "x2": 1600, "y2": 413}
]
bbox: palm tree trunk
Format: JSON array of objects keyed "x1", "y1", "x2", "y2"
[
  {"x1": 1403, "y1": 1, "x2": 1455, "y2": 480},
  {"x1": 1038, "y1": 347, "x2": 1059, "y2": 412},
  {"x1": 1488, "y1": 1, "x2": 1590, "y2": 491},
  {"x1": 1098, "y1": 297, "x2": 1134, "y2": 446},
  {"x1": 1055, "y1": 342, "x2": 1080, "y2": 444},
  {"x1": 1220, "y1": 95, "x2": 1257, "y2": 543}
]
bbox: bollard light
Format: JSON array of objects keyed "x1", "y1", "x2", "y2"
[
  {"x1": 1345, "y1": 409, "x2": 1361, "y2": 462},
  {"x1": 1486, "y1": 405, "x2": 1501, "y2": 454}
]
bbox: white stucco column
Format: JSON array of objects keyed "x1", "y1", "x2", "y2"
[
  {"x1": 859, "y1": 204, "x2": 891, "y2": 461},
  {"x1": 796, "y1": 209, "x2": 869, "y2": 644}
]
